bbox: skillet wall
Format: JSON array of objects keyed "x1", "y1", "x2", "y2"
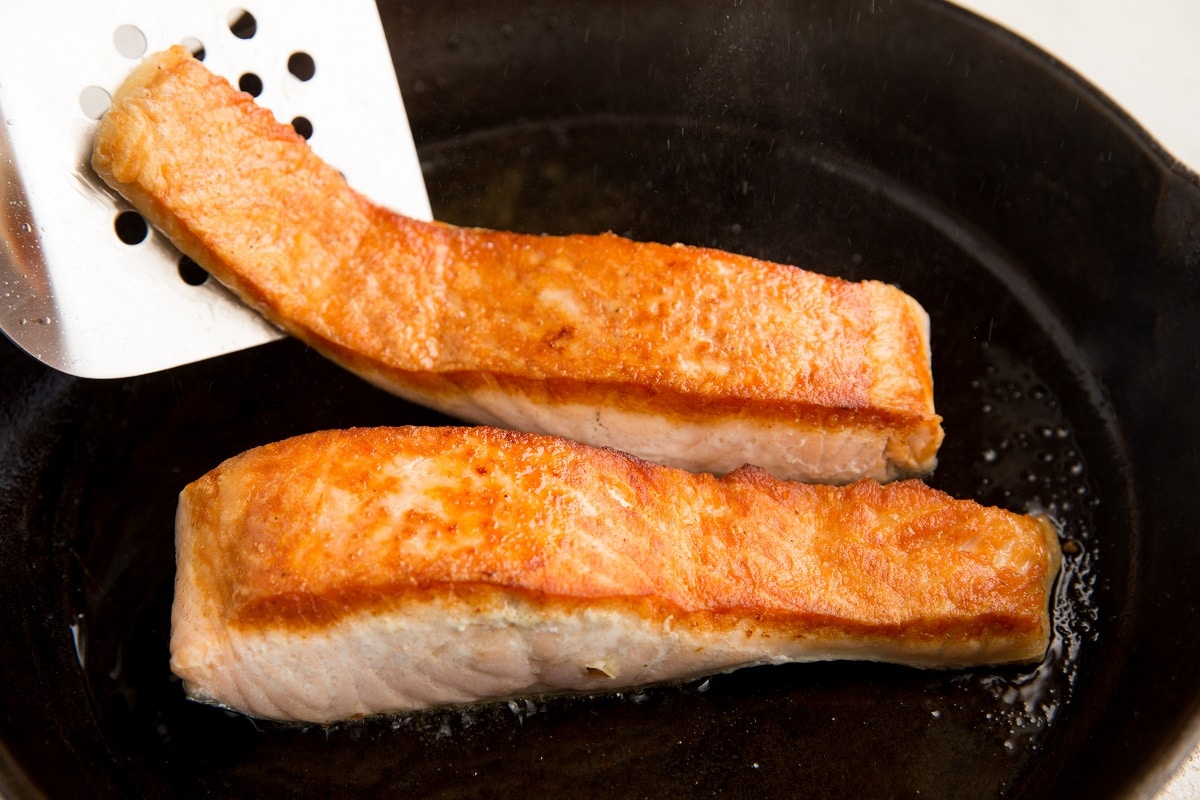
[{"x1": 0, "y1": 0, "x2": 1198, "y2": 796}]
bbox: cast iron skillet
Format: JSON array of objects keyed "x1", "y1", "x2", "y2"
[{"x1": 2, "y1": 0, "x2": 1198, "y2": 796}]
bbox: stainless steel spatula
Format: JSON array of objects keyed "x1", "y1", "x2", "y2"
[{"x1": 0, "y1": 1, "x2": 431, "y2": 378}]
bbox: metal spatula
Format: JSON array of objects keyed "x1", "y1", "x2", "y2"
[{"x1": 0, "y1": 0, "x2": 430, "y2": 378}]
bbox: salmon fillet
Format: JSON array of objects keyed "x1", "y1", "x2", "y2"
[
  {"x1": 171, "y1": 426, "x2": 1061, "y2": 723},
  {"x1": 92, "y1": 47, "x2": 943, "y2": 484}
]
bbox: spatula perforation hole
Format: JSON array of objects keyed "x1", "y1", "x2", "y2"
[
  {"x1": 178, "y1": 256, "x2": 209, "y2": 286},
  {"x1": 114, "y1": 211, "x2": 147, "y2": 245},
  {"x1": 79, "y1": 86, "x2": 112, "y2": 119},
  {"x1": 291, "y1": 116, "x2": 313, "y2": 140},
  {"x1": 238, "y1": 73, "x2": 263, "y2": 98},
  {"x1": 228, "y1": 9, "x2": 257, "y2": 40},
  {"x1": 180, "y1": 37, "x2": 206, "y2": 62},
  {"x1": 113, "y1": 25, "x2": 147, "y2": 59},
  {"x1": 287, "y1": 52, "x2": 316, "y2": 81}
]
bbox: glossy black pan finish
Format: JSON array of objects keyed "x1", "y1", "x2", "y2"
[{"x1": 2, "y1": 0, "x2": 1198, "y2": 796}]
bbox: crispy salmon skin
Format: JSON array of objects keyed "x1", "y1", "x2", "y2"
[
  {"x1": 93, "y1": 47, "x2": 943, "y2": 484},
  {"x1": 171, "y1": 426, "x2": 1060, "y2": 723}
]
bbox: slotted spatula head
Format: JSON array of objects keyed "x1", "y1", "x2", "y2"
[{"x1": 0, "y1": 0, "x2": 430, "y2": 378}]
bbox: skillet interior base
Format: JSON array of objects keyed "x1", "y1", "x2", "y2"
[{"x1": 3, "y1": 116, "x2": 1115, "y2": 799}]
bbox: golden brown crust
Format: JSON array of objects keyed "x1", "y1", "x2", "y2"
[
  {"x1": 93, "y1": 48, "x2": 943, "y2": 480},
  {"x1": 178, "y1": 426, "x2": 1060, "y2": 662}
]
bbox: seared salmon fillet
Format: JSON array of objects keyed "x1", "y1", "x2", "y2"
[
  {"x1": 92, "y1": 47, "x2": 943, "y2": 484},
  {"x1": 171, "y1": 426, "x2": 1060, "y2": 723}
]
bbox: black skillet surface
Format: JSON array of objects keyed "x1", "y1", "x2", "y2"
[{"x1": 2, "y1": 0, "x2": 1199, "y2": 797}]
